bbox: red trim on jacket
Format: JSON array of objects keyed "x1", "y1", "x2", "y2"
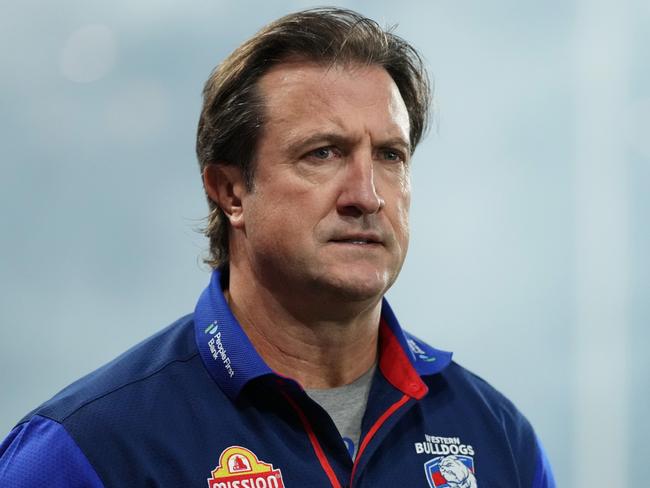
[
  {"x1": 280, "y1": 389, "x2": 342, "y2": 488},
  {"x1": 378, "y1": 319, "x2": 428, "y2": 399},
  {"x1": 350, "y1": 394, "x2": 411, "y2": 485}
]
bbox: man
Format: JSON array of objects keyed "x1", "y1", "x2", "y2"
[{"x1": 0, "y1": 8, "x2": 555, "y2": 487}]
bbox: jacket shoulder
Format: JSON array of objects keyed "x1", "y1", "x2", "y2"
[{"x1": 20, "y1": 314, "x2": 197, "y2": 426}]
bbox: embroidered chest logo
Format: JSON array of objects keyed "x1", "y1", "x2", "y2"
[
  {"x1": 204, "y1": 320, "x2": 235, "y2": 378},
  {"x1": 207, "y1": 446, "x2": 285, "y2": 488},
  {"x1": 407, "y1": 338, "x2": 437, "y2": 362},
  {"x1": 415, "y1": 434, "x2": 477, "y2": 488}
]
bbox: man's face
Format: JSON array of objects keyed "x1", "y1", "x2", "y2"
[{"x1": 238, "y1": 60, "x2": 412, "y2": 303}]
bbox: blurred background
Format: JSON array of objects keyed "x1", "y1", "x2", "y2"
[{"x1": 1, "y1": 0, "x2": 648, "y2": 485}]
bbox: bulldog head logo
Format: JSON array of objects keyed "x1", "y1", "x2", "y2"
[{"x1": 424, "y1": 454, "x2": 477, "y2": 488}]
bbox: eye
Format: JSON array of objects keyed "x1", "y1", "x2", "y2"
[
  {"x1": 313, "y1": 147, "x2": 333, "y2": 159},
  {"x1": 378, "y1": 148, "x2": 406, "y2": 163},
  {"x1": 306, "y1": 146, "x2": 340, "y2": 161}
]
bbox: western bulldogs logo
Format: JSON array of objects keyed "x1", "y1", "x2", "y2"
[{"x1": 424, "y1": 455, "x2": 477, "y2": 488}]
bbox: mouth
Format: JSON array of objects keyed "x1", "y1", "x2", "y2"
[
  {"x1": 329, "y1": 234, "x2": 383, "y2": 246},
  {"x1": 332, "y1": 239, "x2": 379, "y2": 245}
]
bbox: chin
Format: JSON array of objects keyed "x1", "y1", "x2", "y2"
[{"x1": 316, "y1": 269, "x2": 394, "y2": 302}]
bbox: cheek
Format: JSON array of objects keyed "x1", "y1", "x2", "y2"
[
  {"x1": 245, "y1": 187, "x2": 317, "y2": 245},
  {"x1": 244, "y1": 191, "x2": 283, "y2": 240},
  {"x1": 394, "y1": 207, "x2": 410, "y2": 248},
  {"x1": 393, "y1": 180, "x2": 411, "y2": 240}
]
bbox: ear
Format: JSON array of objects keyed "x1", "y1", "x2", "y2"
[{"x1": 202, "y1": 164, "x2": 247, "y2": 229}]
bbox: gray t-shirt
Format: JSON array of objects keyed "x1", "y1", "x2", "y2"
[{"x1": 305, "y1": 365, "x2": 376, "y2": 459}]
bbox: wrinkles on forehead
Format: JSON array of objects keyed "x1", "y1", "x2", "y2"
[{"x1": 256, "y1": 60, "x2": 411, "y2": 160}]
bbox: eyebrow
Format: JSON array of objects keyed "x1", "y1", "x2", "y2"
[
  {"x1": 289, "y1": 132, "x2": 349, "y2": 154},
  {"x1": 379, "y1": 137, "x2": 412, "y2": 155},
  {"x1": 289, "y1": 132, "x2": 412, "y2": 156}
]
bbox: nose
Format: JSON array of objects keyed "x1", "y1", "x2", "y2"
[{"x1": 336, "y1": 154, "x2": 385, "y2": 217}]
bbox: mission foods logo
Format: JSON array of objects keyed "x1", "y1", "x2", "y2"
[
  {"x1": 207, "y1": 446, "x2": 285, "y2": 488},
  {"x1": 415, "y1": 434, "x2": 477, "y2": 488}
]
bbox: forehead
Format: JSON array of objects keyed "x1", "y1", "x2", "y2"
[{"x1": 256, "y1": 60, "x2": 410, "y2": 145}]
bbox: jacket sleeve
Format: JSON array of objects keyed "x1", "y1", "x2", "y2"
[
  {"x1": 0, "y1": 414, "x2": 105, "y2": 488},
  {"x1": 532, "y1": 436, "x2": 556, "y2": 488}
]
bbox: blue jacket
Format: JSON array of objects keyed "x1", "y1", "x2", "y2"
[{"x1": 0, "y1": 270, "x2": 555, "y2": 487}]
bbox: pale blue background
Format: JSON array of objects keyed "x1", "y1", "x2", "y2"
[{"x1": 1, "y1": 1, "x2": 648, "y2": 486}]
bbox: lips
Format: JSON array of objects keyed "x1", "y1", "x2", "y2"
[
  {"x1": 336, "y1": 240, "x2": 376, "y2": 244},
  {"x1": 329, "y1": 233, "x2": 383, "y2": 245}
]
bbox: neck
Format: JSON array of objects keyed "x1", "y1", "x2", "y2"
[{"x1": 225, "y1": 263, "x2": 381, "y2": 389}]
